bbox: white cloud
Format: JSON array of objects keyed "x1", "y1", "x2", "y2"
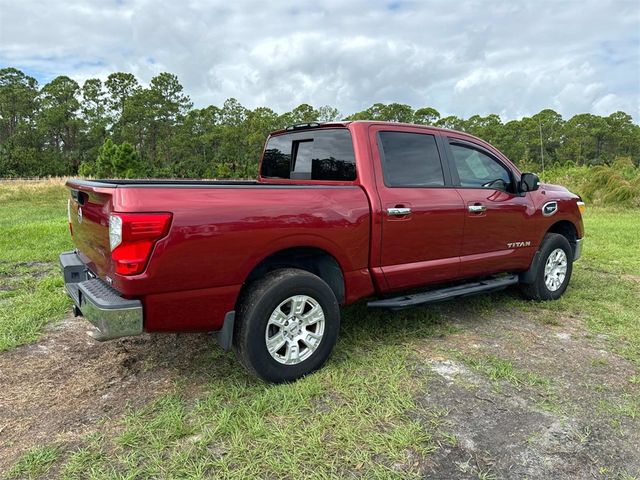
[
  {"x1": 0, "y1": 0, "x2": 638, "y2": 120},
  {"x1": 592, "y1": 93, "x2": 629, "y2": 116}
]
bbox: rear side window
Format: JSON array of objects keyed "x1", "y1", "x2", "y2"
[
  {"x1": 377, "y1": 132, "x2": 445, "y2": 187},
  {"x1": 261, "y1": 129, "x2": 356, "y2": 181},
  {"x1": 261, "y1": 136, "x2": 291, "y2": 178}
]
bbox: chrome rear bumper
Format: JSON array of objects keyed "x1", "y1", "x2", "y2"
[{"x1": 60, "y1": 251, "x2": 143, "y2": 341}]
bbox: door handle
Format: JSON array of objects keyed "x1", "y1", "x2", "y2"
[
  {"x1": 468, "y1": 204, "x2": 487, "y2": 213},
  {"x1": 387, "y1": 207, "x2": 412, "y2": 216}
]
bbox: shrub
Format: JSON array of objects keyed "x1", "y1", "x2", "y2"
[{"x1": 542, "y1": 159, "x2": 640, "y2": 207}]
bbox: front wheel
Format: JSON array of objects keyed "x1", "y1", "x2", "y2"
[
  {"x1": 520, "y1": 233, "x2": 574, "y2": 301},
  {"x1": 233, "y1": 268, "x2": 340, "y2": 383}
]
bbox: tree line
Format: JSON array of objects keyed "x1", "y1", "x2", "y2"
[{"x1": 1, "y1": 67, "x2": 638, "y2": 178}]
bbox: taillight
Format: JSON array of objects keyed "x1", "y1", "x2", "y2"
[{"x1": 109, "y1": 213, "x2": 172, "y2": 275}]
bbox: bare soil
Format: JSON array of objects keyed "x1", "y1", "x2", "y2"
[
  {"x1": 415, "y1": 303, "x2": 640, "y2": 479},
  {"x1": 1, "y1": 302, "x2": 639, "y2": 478},
  {"x1": 0, "y1": 316, "x2": 218, "y2": 473}
]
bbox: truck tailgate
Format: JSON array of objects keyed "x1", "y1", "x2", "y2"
[{"x1": 67, "y1": 180, "x2": 114, "y2": 278}]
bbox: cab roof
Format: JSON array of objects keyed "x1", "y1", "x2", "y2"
[{"x1": 271, "y1": 120, "x2": 486, "y2": 145}]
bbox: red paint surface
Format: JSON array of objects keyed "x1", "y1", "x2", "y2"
[{"x1": 66, "y1": 121, "x2": 584, "y2": 332}]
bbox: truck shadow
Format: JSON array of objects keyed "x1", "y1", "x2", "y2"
[{"x1": 130, "y1": 286, "x2": 523, "y2": 384}]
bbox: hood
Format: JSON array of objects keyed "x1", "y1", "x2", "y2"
[
  {"x1": 540, "y1": 182, "x2": 579, "y2": 199},
  {"x1": 540, "y1": 182, "x2": 570, "y2": 193}
]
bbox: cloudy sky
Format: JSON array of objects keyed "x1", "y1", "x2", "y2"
[{"x1": 1, "y1": 0, "x2": 638, "y2": 120}]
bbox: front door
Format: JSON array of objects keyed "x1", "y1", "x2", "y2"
[
  {"x1": 445, "y1": 139, "x2": 534, "y2": 278},
  {"x1": 371, "y1": 126, "x2": 465, "y2": 291}
]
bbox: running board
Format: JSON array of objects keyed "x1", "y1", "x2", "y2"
[{"x1": 367, "y1": 274, "x2": 519, "y2": 310}]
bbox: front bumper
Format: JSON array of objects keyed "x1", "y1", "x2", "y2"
[
  {"x1": 574, "y1": 238, "x2": 583, "y2": 261},
  {"x1": 60, "y1": 251, "x2": 143, "y2": 341}
]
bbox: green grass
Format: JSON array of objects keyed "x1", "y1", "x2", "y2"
[
  {"x1": 6, "y1": 445, "x2": 60, "y2": 479},
  {"x1": 463, "y1": 353, "x2": 553, "y2": 390},
  {"x1": 0, "y1": 181, "x2": 72, "y2": 263},
  {"x1": 581, "y1": 208, "x2": 640, "y2": 274},
  {"x1": 598, "y1": 394, "x2": 640, "y2": 421},
  {"x1": 0, "y1": 180, "x2": 72, "y2": 351}
]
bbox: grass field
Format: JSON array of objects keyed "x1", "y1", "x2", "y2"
[
  {"x1": 0, "y1": 180, "x2": 72, "y2": 352},
  {"x1": 1, "y1": 180, "x2": 638, "y2": 479}
]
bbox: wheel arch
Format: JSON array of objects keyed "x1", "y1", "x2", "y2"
[
  {"x1": 241, "y1": 246, "x2": 346, "y2": 305},
  {"x1": 545, "y1": 220, "x2": 578, "y2": 256}
]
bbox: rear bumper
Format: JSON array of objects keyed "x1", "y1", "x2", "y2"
[{"x1": 60, "y1": 251, "x2": 143, "y2": 341}]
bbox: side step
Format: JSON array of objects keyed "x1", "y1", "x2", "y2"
[{"x1": 367, "y1": 274, "x2": 519, "y2": 310}]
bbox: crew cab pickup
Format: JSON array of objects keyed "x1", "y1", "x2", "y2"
[{"x1": 60, "y1": 121, "x2": 585, "y2": 382}]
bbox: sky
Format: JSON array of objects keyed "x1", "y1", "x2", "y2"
[{"x1": 0, "y1": 0, "x2": 638, "y2": 121}]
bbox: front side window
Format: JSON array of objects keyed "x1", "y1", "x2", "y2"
[
  {"x1": 450, "y1": 143, "x2": 512, "y2": 191},
  {"x1": 377, "y1": 131, "x2": 445, "y2": 187},
  {"x1": 261, "y1": 129, "x2": 356, "y2": 181}
]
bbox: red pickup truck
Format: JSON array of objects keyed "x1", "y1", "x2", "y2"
[{"x1": 60, "y1": 121, "x2": 585, "y2": 382}]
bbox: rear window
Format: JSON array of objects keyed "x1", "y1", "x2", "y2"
[{"x1": 261, "y1": 129, "x2": 356, "y2": 181}]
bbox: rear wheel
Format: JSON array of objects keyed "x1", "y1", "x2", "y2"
[
  {"x1": 233, "y1": 268, "x2": 340, "y2": 383},
  {"x1": 520, "y1": 233, "x2": 573, "y2": 301}
]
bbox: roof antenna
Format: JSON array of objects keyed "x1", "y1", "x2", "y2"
[{"x1": 538, "y1": 120, "x2": 545, "y2": 175}]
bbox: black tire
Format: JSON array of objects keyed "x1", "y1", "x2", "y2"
[
  {"x1": 520, "y1": 233, "x2": 574, "y2": 301},
  {"x1": 233, "y1": 268, "x2": 340, "y2": 383}
]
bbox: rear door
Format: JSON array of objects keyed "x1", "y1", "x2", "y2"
[
  {"x1": 443, "y1": 138, "x2": 534, "y2": 278},
  {"x1": 370, "y1": 126, "x2": 465, "y2": 291}
]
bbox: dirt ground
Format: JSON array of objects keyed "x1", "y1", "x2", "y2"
[
  {"x1": 1, "y1": 305, "x2": 639, "y2": 479},
  {"x1": 0, "y1": 316, "x2": 217, "y2": 474},
  {"x1": 416, "y1": 304, "x2": 640, "y2": 479}
]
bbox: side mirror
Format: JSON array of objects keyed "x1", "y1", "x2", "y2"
[{"x1": 520, "y1": 172, "x2": 540, "y2": 193}]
